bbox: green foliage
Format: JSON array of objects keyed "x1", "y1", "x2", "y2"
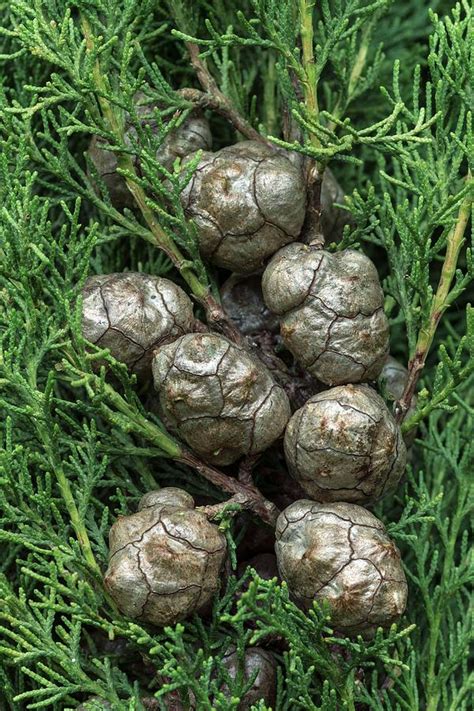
[
  {"x1": 0, "y1": 1, "x2": 472, "y2": 710},
  {"x1": 373, "y1": 401, "x2": 473, "y2": 711}
]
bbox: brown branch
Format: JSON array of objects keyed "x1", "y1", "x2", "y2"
[
  {"x1": 302, "y1": 162, "x2": 325, "y2": 246},
  {"x1": 180, "y1": 451, "x2": 280, "y2": 526},
  {"x1": 203, "y1": 292, "x2": 246, "y2": 346},
  {"x1": 198, "y1": 494, "x2": 248, "y2": 519},
  {"x1": 183, "y1": 44, "x2": 273, "y2": 147}
]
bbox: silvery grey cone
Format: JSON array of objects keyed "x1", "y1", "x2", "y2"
[
  {"x1": 152, "y1": 111, "x2": 212, "y2": 171},
  {"x1": 378, "y1": 355, "x2": 417, "y2": 446},
  {"x1": 180, "y1": 141, "x2": 307, "y2": 274},
  {"x1": 222, "y1": 647, "x2": 277, "y2": 710},
  {"x1": 152, "y1": 333, "x2": 291, "y2": 465},
  {"x1": 104, "y1": 488, "x2": 227, "y2": 627},
  {"x1": 220, "y1": 274, "x2": 280, "y2": 336},
  {"x1": 262, "y1": 244, "x2": 390, "y2": 385},
  {"x1": 88, "y1": 135, "x2": 135, "y2": 209},
  {"x1": 82, "y1": 272, "x2": 194, "y2": 378},
  {"x1": 275, "y1": 500, "x2": 408, "y2": 636},
  {"x1": 88, "y1": 103, "x2": 212, "y2": 209},
  {"x1": 284, "y1": 384, "x2": 407, "y2": 505}
]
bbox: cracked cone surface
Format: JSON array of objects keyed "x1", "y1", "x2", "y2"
[
  {"x1": 104, "y1": 488, "x2": 227, "y2": 627},
  {"x1": 152, "y1": 332, "x2": 291, "y2": 465},
  {"x1": 82, "y1": 272, "x2": 194, "y2": 378},
  {"x1": 180, "y1": 141, "x2": 307, "y2": 274},
  {"x1": 284, "y1": 384, "x2": 407, "y2": 505},
  {"x1": 275, "y1": 500, "x2": 407, "y2": 637},
  {"x1": 262, "y1": 244, "x2": 389, "y2": 385}
]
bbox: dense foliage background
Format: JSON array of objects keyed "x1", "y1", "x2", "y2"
[{"x1": 0, "y1": 1, "x2": 472, "y2": 709}]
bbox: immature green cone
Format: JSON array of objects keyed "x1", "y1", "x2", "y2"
[
  {"x1": 82, "y1": 272, "x2": 194, "y2": 378},
  {"x1": 104, "y1": 488, "x2": 227, "y2": 627},
  {"x1": 221, "y1": 647, "x2": 277, "y2": 710},
  {"x1": 152, "y1": 333, "x2": 291, "y2": 465},
  {"x1": 88, "y1": 96, "x2": 212, "y2": 209},
  {"x1": 180, "y1": 141, "x2": 307, "y2": 274},
  {"x1": 275, "y1": 500, "x2": 408, "y2": 637},
  {"x1": 284, "y1": 384, "x2": 406, "y2": 505},
  {"x1": 262, "y1": 244, "x2": 389, "y2": 385}
]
